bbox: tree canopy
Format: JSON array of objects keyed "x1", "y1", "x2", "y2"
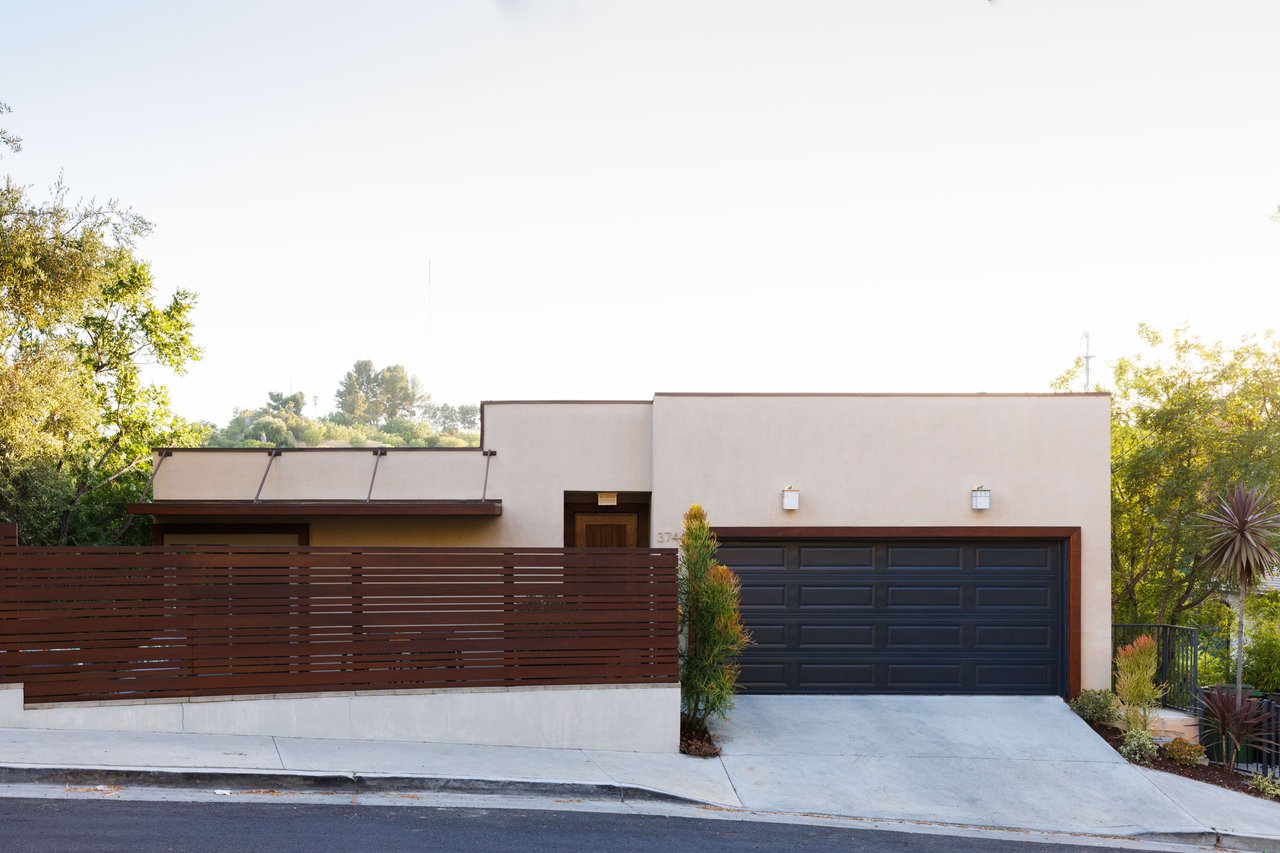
[
  {"x1": 205, "y1": 360, "x2": 479, "y2": 449},
  {"x1": 1057, "y1": 326, "x2": 1280, "y2": 626},
  {"x1": 1, "y1": 146, "x2": 205, "y2": 543}
]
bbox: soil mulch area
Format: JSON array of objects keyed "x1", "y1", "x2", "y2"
[
  {"x1": 680, "y1": 718, "x2": 721, "y2": 758},
  {"x1": 1090, "y1": 723, "x2": 1275, "y2": 801}
]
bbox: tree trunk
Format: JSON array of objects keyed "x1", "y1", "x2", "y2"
[{"x1": 1236, "y1": 594, "x2": 1246, "y2": 702}]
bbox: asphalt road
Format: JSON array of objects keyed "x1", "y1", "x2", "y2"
[{"x1": 0, "y1": 797, "x2": 1155, "y2": 852}]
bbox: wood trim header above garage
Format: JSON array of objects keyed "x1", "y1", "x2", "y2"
[{"x1": 711, "y1": 526, "x2": 1081, "y2": 539}]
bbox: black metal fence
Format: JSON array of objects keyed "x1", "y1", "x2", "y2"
[{"x1": 1114, "y1": 623, "x2": 1199, "y2": 713}]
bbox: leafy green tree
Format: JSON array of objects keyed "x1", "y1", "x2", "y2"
[
  {"x1": 334, "y1": 359, "x2": 379, "y2": 425},
  {"x1": 376, "y1": 364, "x2": 424, "y2": 422},
  {"x1": 1, "y1": 172, "x2": 204, "y2": 544},
  {"x1": 1057, "y1": 327, "x2": 1280, "y2": 625}
]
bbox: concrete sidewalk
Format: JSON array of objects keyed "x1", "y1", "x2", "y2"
[
  {"x1": 0, "y1": 726, "x2": 741, "y2": 806},
  {"x1": 4, "y1": 710, "x2": 1280, "y2": 848}
]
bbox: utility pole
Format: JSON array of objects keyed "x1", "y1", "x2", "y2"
[{"x1": 1082, "y1": 332, "x2": 1094, "y2": 392}]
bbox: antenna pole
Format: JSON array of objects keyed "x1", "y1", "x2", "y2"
[{"x1": 1082, "y1": 331, "x2": 1094, "y2": 392}]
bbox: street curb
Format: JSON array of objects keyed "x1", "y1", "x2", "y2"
[
  {"x1": 0, "y1": 765, "x2": 702, "y2": 806},
  {"x1": 1141, "y1": 830, "x2": 1280, "y2": 852}
]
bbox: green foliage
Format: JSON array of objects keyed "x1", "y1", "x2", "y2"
[
  {"x1": 1119, "y1": 728, "x2": 1158, "y2": 765},
  {"x1": 334, "y1": 360, "x2": 426, "y2": 428},
  {"x1": 207, "y1": 361, "x2": 479, "y2": 449},
  {"x1": 1244, "y1": 616, "x2": 1280, "y2": 695},
  {"x1": 1, "y1": 170, "x2": 205, "y2": 545},
  {"x1": 1069, "y1": 689, "x2": 1121, "y2": 726},
  {"x1": 1249, "y1": 773, "x2": 1280, "y2": 800},
  {"x1": 678, "y1": 505, "x2": 750, "y2": 733},
  {"x1": 0, "y1": 101, "x2": 21, "y2": 157},
  {"x1": 1164, "y1": 737, "x2": 1206, "y2": 767},
  {"x1": 1056, "y1": 327, "x2": 1280, "y2": 627},
  {"x1": 1115, "y1": 635, "x2": 1163, "y2": 732},
  {"x1": 1199, "y1": 648, "x2": 1233, "y2": 688}
]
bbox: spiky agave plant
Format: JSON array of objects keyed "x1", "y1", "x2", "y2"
[{"x1": 1201, "y1": 485, "x2": 1280, "y2": 701}]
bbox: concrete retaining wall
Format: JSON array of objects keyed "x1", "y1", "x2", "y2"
[{"x1": 0, "y1": 683, "x2": 680, "y2": 753}]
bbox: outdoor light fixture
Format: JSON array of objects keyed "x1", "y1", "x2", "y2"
[
  {"x1": 782, "y1": 487, "x2": 800, "y2": 511},
  {"x1": 971, "y1": 487, "x2": 991, "y2": 511},
  {"x1": 597, "y1": 492, "x2": 618, "y2": 507}
]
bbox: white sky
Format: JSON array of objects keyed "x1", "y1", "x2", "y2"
[{"x1": 2, "y1": 0, "x2": 1278, "y2": 424}]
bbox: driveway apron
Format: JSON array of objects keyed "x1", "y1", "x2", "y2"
[{"x1": 713, "y1": 695, "x2": 1205, "y2": 835}]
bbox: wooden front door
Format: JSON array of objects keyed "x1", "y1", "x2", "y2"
[{"x1": 574, "y1": 513, "x2": 639, "y2": 547}]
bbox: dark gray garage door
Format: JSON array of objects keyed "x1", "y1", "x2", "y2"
[{"x1": 720, "y1": 538, "x2": 1066, "y2": 695}]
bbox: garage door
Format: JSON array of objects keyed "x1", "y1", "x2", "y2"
[{"x1": 720, "y1": 538, "x2": 1066, "y2": 695}]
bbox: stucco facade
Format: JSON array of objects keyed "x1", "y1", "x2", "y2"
[{"x1": 143, "y1": 392, "x2": 1111, "y2": 692}]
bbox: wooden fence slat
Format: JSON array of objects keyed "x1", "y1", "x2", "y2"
[{"x1": 0, "y1": 544, "x2": 678, "y2": 703}]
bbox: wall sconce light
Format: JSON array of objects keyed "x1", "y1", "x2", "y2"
[
  {"x1": 782, "y1": 487, "x2": 800, "y2": 511},
  {"x1": 971, "y1": 487, "x2": 991, "y2": 511}
]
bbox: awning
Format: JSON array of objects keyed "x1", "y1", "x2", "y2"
[{"x1": 127, "y1": 500, "x2": 502, "y2": 517}]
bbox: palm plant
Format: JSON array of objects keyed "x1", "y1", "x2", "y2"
[{"x1": 1201, "y1": 485, "x2": 1280, "y2": 700}]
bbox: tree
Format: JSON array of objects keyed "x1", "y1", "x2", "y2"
[
  {"x1": 333, "y1": 360, "x2": 425, "y2": 427},
  {"x1": 0, "y1": 101, "x2": 19, "y2": 158},
  {"x1": 376, "y1": 364, "x2": 424, "y2": 422},
  {"x1": 334, "y1": 359, "x2": 379, "y2": 425},
  {"x1": 1201, "y1": 485, "x2": 1280, "y2": 700},
  {"x1": 1056, "y1": 327, "x2": 1280, "y2": 625},
  {"x1": 677, "y1": 505, "x2": 749, "y2": 747},
  {"x1": 1, "y1": 168, "x2": 204, "y2": 544}
]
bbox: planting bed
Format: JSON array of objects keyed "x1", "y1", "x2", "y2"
[{"x1": 1091, "y1": 723, "x2": 1275, "y2": 801}]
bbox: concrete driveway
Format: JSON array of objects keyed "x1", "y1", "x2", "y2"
[{"x1": 712, "y1": 695, "x2": 1260, "y2": 836}]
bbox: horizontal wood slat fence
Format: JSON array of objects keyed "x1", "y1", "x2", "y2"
[{"x1": 0, "y1": 542, "x2": 678, "y2": 704}]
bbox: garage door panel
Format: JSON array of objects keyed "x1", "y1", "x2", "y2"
[
  {"x1": 798, "y1": 585, "x2": 874, "y2": 608},
  {"x1": 975, "y1": 546, "x2": 1052, "y2": 570},
  {"x1": 798, "y1": 546, "x2": 874, "y2": 569},
  {"x1": 726, "y1": 538, "x2": 1065, "y2": 696},
  {"x1": 799, "y1": 624, "x2": 875, "y2": 648},
  {"x1": 973, "y1": 586, "x2": 1054, "y2": 609},
  {"x1": 886, "y1": 585, "x2": 963, "y2": 608},
  {"x1": 800, "y1": 663, "x2": 875, "y2": 686},
  {"x1": 740, "y1": 584, "x2": 787, "y2": 607},
  {"x1": 886, "y1": 624, "x2": 963, "y2": 648},
  {"x1": 887, "y1": 546, "x2": 963, "y2": 570},
  {"x1": 974, "y1": 624, "x2": 1056, "y2": 651},
  {"x1": 717, "y1": 546, "x2": 785, "y2": 569},
  {"x1": 975, "y1": 663, "x2": 1057, "y2": 691}
]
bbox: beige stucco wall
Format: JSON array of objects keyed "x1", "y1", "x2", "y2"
[{"x1": 649, "y1": 393, "x2": 1112, "y2": 690}]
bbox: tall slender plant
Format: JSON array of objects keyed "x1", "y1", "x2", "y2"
[
  {"x1": 1201, "y1": 485, "x2": 1280, "y2": 700},
  {"x1": 677, "y1": 505, "x2": 750, "y2": 740}
]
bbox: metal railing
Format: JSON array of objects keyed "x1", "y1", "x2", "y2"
[{"x1": 1114, "y1": 623, "x2": 1200, "y2": 713}]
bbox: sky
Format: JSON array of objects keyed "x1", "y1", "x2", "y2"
[{"x1": 2, "y1": 0, "x2": 1278, "y2": 424}]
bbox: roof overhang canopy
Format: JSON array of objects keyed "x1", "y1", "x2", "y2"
[{"x1": 127, "y1": 500, "x2": 502, "y2": 518}]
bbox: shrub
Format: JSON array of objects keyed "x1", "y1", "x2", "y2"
[
  {"x1": 1115, "y1": 635, "x2": 1163, "y2": 732},
  {"x1": 1164, "y1": 737, "x2": 1206, "y2": 766},
  {"x1": 678, "y1": 505, "x2": 750, "y2": 739},
  {"x1": 1120, "y1": 728, "x2": 1158, "y2": 765},
  {"x1": 1249, "y1": 773, "x2": 1280, "y2": 800},
  {"x1": 1199, "y1": 649, "x2": 1232, "y2": 688},
  {"x1": 1200, "y1": 685, "x2": 1274, "y2": 770},
  {"x1": 1070, "y1": 689, "x2": 1120, "y2": 726},
  {"x1": 1244, "y1": 619, "x2": 1280, "y2": 696}
]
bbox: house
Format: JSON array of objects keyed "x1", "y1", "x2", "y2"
[
  {"x1": 130, "y1": 392, "x2": 1112, "y2": 699},
  {"x1": 0, "y1": 392, "x2": 1110, "y2": 752}
]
